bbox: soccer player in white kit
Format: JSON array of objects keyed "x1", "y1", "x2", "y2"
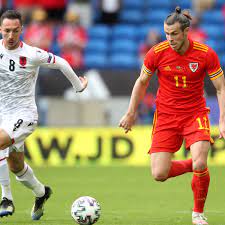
[{"x1": 0, "y1": 10, "x2": 88, "y2": 220}]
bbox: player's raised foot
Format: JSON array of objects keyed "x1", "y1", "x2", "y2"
[
  {"x1": 31, "y1": 186, "x2": 52, "y2": 220},
  {"x1": 0, "y1": 197, "x2": 15, "y2": 217},
  {"x1": 192, "y1": 212, "x2": 208, "y2": 225}
]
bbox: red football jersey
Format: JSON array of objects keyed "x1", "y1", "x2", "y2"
[{"x1": 143, "y1": 39, "x2": 223, "y2": 114}]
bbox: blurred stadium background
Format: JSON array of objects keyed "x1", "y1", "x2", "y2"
[{"x1": 1, "y1": 0, "x2": 225, "y2": 224}]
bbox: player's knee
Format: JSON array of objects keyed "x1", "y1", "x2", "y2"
[
  {"x1": 9, "y1": 163, "x2": 23, "y2": 173},
  {"x1": 8, "y1": 159, "x2": 24, "y2": 173},
  {"x1": 193, "y1": 159, "x2": 207, "y2": 171},
  {"x1": 0, "y1": 129, "x2": 12, "y2": 149},
  {"x1": 151, "y1": 170, "x2": 168, "y2": 182}
]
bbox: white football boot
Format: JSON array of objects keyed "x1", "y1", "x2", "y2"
[{"x1": 192, "y1": 212, "x2": 208, "y2": 225}]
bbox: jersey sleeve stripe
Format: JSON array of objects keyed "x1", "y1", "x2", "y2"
[
  {"x1": 154, "y1": 43, "x2": 169, "y2": 52},
  {"x1": 142, "y1": 65, "x2": 152, "y2": 76},
  {"x1": 208, "y1": 67, "x2": 223, "y2": 80},
  {"x1": 154, "y1": 41, "x2": 169, "y2": 48},
  {"x1": 193, "y1": 42, "x2": 208, "y2": 49},
  {"x1": 154, "y1": 42, "x2": 169, "y2": 49},
  {"x1": 208, "y1": 67, "x2": 222, "y2": 76},
  {"x1": 193, "y1": 46, "x2": 208, "y2": 52},
  {"x1": 209, "y1": 71, "x2": 223, "y2": 80},
  {"x1": 155, "y1": 46, "x2": 169, "y2": 53}
]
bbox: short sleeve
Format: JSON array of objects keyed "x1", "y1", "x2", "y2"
[
  {"x1": 142, "y1": 47, "x2": 156, "y2": 77},
  {"x1": 206, "y1": 48, "x2": 224, "y2": 80},
  {"x1": 32, "y1": 47, "x2": 56, "y2": 66}
]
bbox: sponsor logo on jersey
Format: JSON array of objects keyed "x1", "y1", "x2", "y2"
[
  {"x1": 176, "y1": 66, "x2": 182, "y2": 70},
  {"x1": 189, "y1": 63, "x2": 198, "y2": 72},
  {"x1": 164, "y1": 66, "x2": 171, "y2": 71},
  {"x1": 19, "y1": 56, "x2": 27, "y2": 68}
]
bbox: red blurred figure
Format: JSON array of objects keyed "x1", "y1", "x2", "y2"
[
  {"x1": 188, "y1": 16, "x2": 207, "y2": 43},
  {"x1": 37, "y1": 0, "x2": 66, "y2": 21},
  {"x1": 57, "y1": 11, "x2": 88, "y2": 68},
  {"x1": 139, "y1": 30, "x2": 162, "y2": 62},
  {"x1": 23, "y1": 8, "x2": 54, "y2": 51}
]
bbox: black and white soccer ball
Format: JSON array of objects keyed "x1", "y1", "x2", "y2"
[{"x1": 71, "y1": 196, "x2": 101, "y2": 225}]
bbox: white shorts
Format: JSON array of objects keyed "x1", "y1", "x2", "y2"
[{"x1": 0, "y1": 114, "x2": 37, "y2": 156}]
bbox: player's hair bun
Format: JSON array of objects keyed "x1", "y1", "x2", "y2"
[
  {"x1": 175, "y1": 6, "x2": 182, "y2": 14},
  {"x1": 182, "y1": 10, "x2": 192, "y2": 20}
]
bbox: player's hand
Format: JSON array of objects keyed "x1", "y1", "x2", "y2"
[
  {"x1": 77, "y1": 76, "x2": 88, "y2": 92},
  {"x1": 219, "y1": 121, "x2": 225, "y2": 139},
  {"x1": 119, "y1": 113, "x2": 136, "y2": 133}
]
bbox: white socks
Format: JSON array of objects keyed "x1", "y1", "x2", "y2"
[
  {"x1": 16, "y1": 163, "x2": 45, "y2": 197},
  {"x1": 0, "y1": 162, "x2": 13, "y2": 200}
]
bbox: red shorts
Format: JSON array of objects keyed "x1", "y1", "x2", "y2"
[{"x1": 149, "y1": 109, "x2": 214, "y2": 154}]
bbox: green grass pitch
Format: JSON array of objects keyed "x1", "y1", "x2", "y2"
[{"x1": 1, "y1": 166, "x2": 225, "y2": 225}]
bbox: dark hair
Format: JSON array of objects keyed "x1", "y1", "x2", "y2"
[
  {"x1": 0, "y1": 10, "x2": 22, "y2": 25},
  {"x1": 165, "y1": 6, "x2": 192, "y2": 30}
]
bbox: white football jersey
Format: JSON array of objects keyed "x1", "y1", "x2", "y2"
[{"x1": 0, "y1": 40, "x2": 55, "y2": 119}]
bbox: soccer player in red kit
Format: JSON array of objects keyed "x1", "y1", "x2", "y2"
[{"x1": 119, "y1": 6, "x2": 225, "y2": 225}]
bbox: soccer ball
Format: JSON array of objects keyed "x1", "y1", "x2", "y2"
[{"x1": 71, "y1": 196, "x2": 101, "y2": 224}]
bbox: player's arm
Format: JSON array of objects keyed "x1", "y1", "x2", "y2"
[
  {"x1": 34, "y1": 49, "x2": 87, "y2": 93},
  {"x1": 119, "y1": 67, "x2": 152, "y2": 133},
  {"x1": 211, "y1": 74, "x2": 225, "y2": 139},
  {"x1": 206, "y1": 48, "x2": 225, "y2": 138},
  {"x1": 47, "y1": 55, "x2": 88, "y2": 92}
]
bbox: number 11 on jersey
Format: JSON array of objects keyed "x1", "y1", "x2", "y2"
[{"x1": 174, "y1": 76, "x2": 187, "y2": 88}]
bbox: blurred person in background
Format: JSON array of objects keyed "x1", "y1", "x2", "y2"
[
  {"x1": 36, "y1": 0, "x2": 66, "y2": 22},
  {"x1": 137, "y1": 92, "x2": 155, "y2": 125},
  {"x1": 192, "y1": 0, "x2": 215, "y2": 15},
  {"x1": 0, "y1": 0, "x2": 7, "y2": 15},
  {"x1": 188, "y1": 15, "x2": 207, "y2": 43},
  {"x1": 0, "y1": 9, "x2": 87, "y2": 219},
  {"x1": 139, "y1": 29, "x2": 162, "y2": 62},
  {"x1": 119, "y1": 6, "x2": 225, "y2": 225},
  {"x1": 97, "y1": 0, "x2": 121, "y2": 25},
  {"x1": 57, "y1": 11, "x2": 88, "y2": 68},
  {"x1": 222, "y1": 4, "x2": 225, "y2": 19},
  {"x1": 23, "y1": 8, "x2": 54, "y2": 51},
  {"x1": 13, "y1": 0, "x2": 37, "y2": 23}
]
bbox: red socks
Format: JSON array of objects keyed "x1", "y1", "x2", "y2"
[
  {"x1": 192, "y1": 168, "x2": 210, "y2": 213},
  {"x1": 168, "y1": 158, "x2": 193, "y2": 178},
  {"x1": 167, "y1": 159, "x2": 209, "y2": 213}
]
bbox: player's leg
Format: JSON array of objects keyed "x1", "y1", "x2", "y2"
[
  {"x1": 190, "y1": 140, "x2": 210, "y2": 225},
  {"x1": 7, "y1": 150, "x2": 52, "y2": 220},
  {"x1": 0, "y1": 157, "x2": 14, "y2": 217},
  {"x1": 150, "y1": 111, "x2": 192, "y2": 180},
  {"x1": 167, "y1": 158, "x2": 193, "y2": 178},
  {"x1": 1, "y1": 116, "x2": 52, "y2": 220},
  {"x1": 0, "y1": 129, "x2": 15, "y2": 217},
  {"x1": 150, "y1": 152, "x2": 173, "y2": 181},
  {"x1": 183, "y1": 110, "x2": 212, "y2": 224}
]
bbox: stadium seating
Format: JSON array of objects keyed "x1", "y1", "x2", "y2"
[
  {"x1": 119, "y1": 9, "x2": 143, "y2": 24},
  {"x1": 111, "y1": 39, "x2": 138, "y2": 54},
  {"x1": 84, "y1": 53, "x2": 108, "y2": 69},
  {"x1": 145, "y1": 0, "x2": 172, "y2": 10},
  {"x1": 202, "y1": 10, "x2": 224, "y2": 25},
  {"x1": 172, "y1": 0, "x2": 191, "y2": 9},
  {"x1": 88, "y1": 25, "x2": 111, "y2": 40},
  {"x1": 122, "y1": 0, "x2": 144, "y2": 9},
  {"x1": 85, "y1": 39, "x2": 109, "y2": 54},
  {"x1": 145, "y1": 10, "x2": 170, "y2": 25},
  {"x1": 110, "y1": 53, "x2": 139, "y2": 69},
  {"x1": 112, "y1": 25, "x2": 137, "y2": 40},
  {"x1": 84, "y1": 0, "x2": 225, "y2": 69}
]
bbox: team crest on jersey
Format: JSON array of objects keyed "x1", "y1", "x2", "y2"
[
  {"x1": 189, "y1": 63, "x2": 198, "y2": 72},
  {"x1": 19, "y1": 56, "x2": 27, "y2": 68}
]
